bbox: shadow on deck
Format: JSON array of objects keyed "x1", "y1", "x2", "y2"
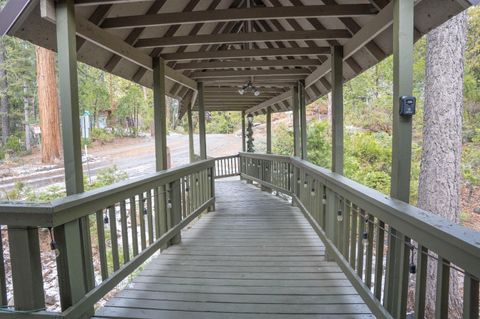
[{"x1": 93, "y1": 180, "x2": 373, "y2": 319}]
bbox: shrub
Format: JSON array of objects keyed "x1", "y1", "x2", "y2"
[{"x1": 91, "y1": 128, "x2": 114, "y2": 144}]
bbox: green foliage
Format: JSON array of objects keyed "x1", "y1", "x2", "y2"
[
  {"x1": 462, "y1": 145, "x2": 480, "y2": 186},
  {"x1": 90, "y1": 128, "x2": 114, "y2": 144},
  {"x1": 85, "y1": 165, "x2": 128, "y2": 190},
  {"x1": 206, "y1": 112, "x2": 241, "y2": 134},
  {"x1": 272, "y1": 123, "x2": 293, "y2": 156},
  {"x1": 5, "y1": 134, "x2": 23, "y2": 153}
]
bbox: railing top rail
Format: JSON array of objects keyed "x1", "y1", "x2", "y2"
[
  {"x1": 0, "y1": 159, "x2": 215, "y2": 228},
  {"x1": 240, "y1": 152, "x2": 480, "y2": 279},
  {"x1": 214, "y1": 154, "x2": 240, "y2": 160},
  {"x1": 239, "y1": 152, "x2": 291, "y2": 161}
]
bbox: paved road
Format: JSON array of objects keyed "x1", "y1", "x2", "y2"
[{"x1": 0, "y1": 134, "x2": 242, "y2": 192}]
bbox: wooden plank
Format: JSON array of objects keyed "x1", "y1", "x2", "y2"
[
  {"x1": 101, "y1": 4, "x2": 377, "y2": 29},
  {"x1": 95, "y1": 181, "x2": 371, "y2": 318},
  {"x1": 108, "y1": 206, "x2": 120, "y2": 271},
  {"x1": 95, "y1": 210, "x2": 109, "y2": 280},
  {"x1": 175, "y1": 59, "x2": 322, "y2": 70},
  {"x1": 161, "y1": 47, "x2": 330, "y2": 61},
  {"x1": 119, "y1": 201, "x2": 130, "y2": 263}
]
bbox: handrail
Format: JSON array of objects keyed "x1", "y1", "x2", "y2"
[
  {"x1": 239, "y1": 152, "x2": 480, "y2": 319},
  {"x1": 0, "y1": 159, "x2": 215, "y2": 227},
  {"x1": 0, "y1": 159, "x2": 216, "y2": 318}
]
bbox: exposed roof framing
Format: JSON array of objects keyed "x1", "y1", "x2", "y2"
[
  {"x1": 0, "y1": 0, "x2": 475, "y2": 115},
  {"x1": 101, "y1": 4, "x2": 378, "y2": 29},
  {"x1": 135, "y1": 29, "x2": 352, "y2": 49}
]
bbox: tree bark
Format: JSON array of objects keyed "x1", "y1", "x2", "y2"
[
  {"x1": 35, "y1": 46, "x2": 61, "y2": 163},
  {"x1": 417, "y1": 11, "x2": 467, "y2": 318},
  {"x1": 0, "y1": 40, "x2": 9, "y2": 145}
]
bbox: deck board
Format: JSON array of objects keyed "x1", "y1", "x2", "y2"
[{"x1": 93, "y1": 180, "x2": 373, "y2": 319}]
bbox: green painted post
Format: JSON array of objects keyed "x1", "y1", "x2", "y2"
[
  {"x1": 331, "y1": 46, "x2": 344, "y2": 175},
  {"x1": 153, "y1": 57, "x2": 167, "y2": 171},
  {"x1": 8, "y1": 227, "x2": 44, "y2": 310},
  {"x1": 241, "y1": 111, "x2": 246, "y2": 152},
  {"x1": 55, "y1": 0, "x2": 94, "y2": 311},
  {"x1": 299, "y1": 80, "x2": 307, "y2": 160},
  {"x1": 198, "y1": 82, "x2": 207, "y2": 160},
  {"x1": 293, "y1": 84, "x2": 301, "y2": 157},
  {"x1": 153, "y1": 57, "x2": 168, "y2": 247},
  {"x1": 187, "y1": 104, "x2": 195, "y2": 163},
  {"x1": 266, "y1": 108, "x2": 272, "y2": 154},
  {"x1": 385, "y1": 1, "x2": 414, "y2": 317}
]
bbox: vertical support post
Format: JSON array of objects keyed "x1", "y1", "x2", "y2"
[
  {"x1": 292, "y1": 84, "x2": 301, "y2": 157},
  {"x1": 385, "y1": 1, "x2": 414, "y2": 317},
  {"x1": 153, "y1": 57, "x2": 167, "y2": 171},
  {"x1": 241, "y1": 111, "x2": 246, "y2": 152},
  {"x1": 331, "y1": 46, "x2": 344, "y2": 175},
  {"x1": 8, "y1": 227, "x2": 44, "y2": 310},
  {"x1": 298, "y1": 80, "x2": 307, "y2": 160},
  {"x1": 55, "y1": 0, "x2": 94, "y2": 311},
  {"x1": 153, "y1": 57, "x2": 168, "y2": 247},
  {"x1": 197, "y1": 82, "x2": 207, "y2": 160},
  {"x1": 266, "y1": 107, "x2": 272, "y2": 154},
  {"x1": 169, "y1": 179, "x2": 182, "y2": 245},
  {"x1": 187, "y1": 104, "x2": 195, "y2": 163}
]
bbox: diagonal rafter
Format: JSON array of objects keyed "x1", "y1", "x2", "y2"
[{"x1": 104, "y1": 0, "x2": 168, "y2": 73}]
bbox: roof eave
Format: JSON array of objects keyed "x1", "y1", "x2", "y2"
[{"x1": 0, "y1": 0, "x2": 35, "y2": 36}]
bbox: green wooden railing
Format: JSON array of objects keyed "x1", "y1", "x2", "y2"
[
  {"x1": 214, "y1": 154, "x2": 240, "y2": 179},
  {"x1": 0, "y1": 159, "x2": 215, "y2": 318},
  {"x1": 239, "y1": 152, "x2": 480, "y2": 319}
]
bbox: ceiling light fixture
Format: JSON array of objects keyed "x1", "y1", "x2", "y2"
[{"x1": 238, "y1": 80, "x2": 260, "y2": 96}]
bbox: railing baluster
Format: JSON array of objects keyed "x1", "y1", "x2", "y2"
[
  {"x1": 96, "y1": 210, "x2": 108, "y2": 280},
  {"x1": 435, "y1": 257, "x2": 450, "y2": 319},
  {"x1": 130, "y1": 196, "x2": 138, "y2": 256},
  {"x1": 342, "y1": 199, "x2": 350, "y2": 258},
  {"x1": 147, "y1": 189, "x2": 154, "y2": 244},
  {"x1": 365, "y1": 214, "x2": 374, "y2": 288},
  {"x1": 415, "y1": 245, "x2": 428, "y2": 319},
  {"x1": 154, "y1": 187, "x2": 161, "y2": 239},
  {"x1": 169, "y1": 179, "x2": 182, "y2": 245},
  {"x1": 463, "y1": 273, "x2": 479, "y2": 319},
  {"x1": 120, "y1": 201, "x2": 130, "y2": 263},
  {"x1": 349, "y1": 203, "x2": 357, "y2": 269},
  {"x1": 0, "y1": 230, "x2": 7, "y2": 306},
  {"x1": 139, "y1": 193, "x2": 146, "y2": 250},
  {"x1": 374, "y1": 220, "x2": 385, "y2": 301},
  {"x1": 109, "y1": 206, "x2": 120, "y2": 271},
  {"x1": 356, "y1": 208, "x2": 365, "y2": 279}
]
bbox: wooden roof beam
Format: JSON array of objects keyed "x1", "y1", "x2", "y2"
[
  {"x1": 135, "y1": 29, "x2": 352, "y2": 48},
  {"x1": 101, "y1": 4, "x2": 378, "y2": 29},
  {"x1": 74, "y1": 16, "x2": 197, "y2": 90},
  {"x1": 190, "y1": 69, "x2": 311, "y2": 79},
  {"x1": 75, "y1": 0, "x2": 149, "y2": 5},
  {"x1": 162, "y1": 47, "x2": 329, "y2": 61},
  {"x1": 174, "y1": 59, "x2": 322, "y2": 70}
]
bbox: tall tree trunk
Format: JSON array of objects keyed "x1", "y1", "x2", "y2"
[
  {"x1": 35, "y1": 46, "x2": 61, "y2": 163},
  {"x1": 0, "y1": 40, "x2": 9, "y2": 145},
  {"x1": 417, "y1": 11, "x2": 467, "y2": 318}
]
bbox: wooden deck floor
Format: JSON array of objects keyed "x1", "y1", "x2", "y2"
[{"x1": 93, "y1": 180, "x2": 373, "y2": 319}]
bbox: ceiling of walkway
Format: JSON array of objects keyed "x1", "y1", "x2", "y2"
[{"x1": 0, "y1": 0, "x2": 476, "y2": 117}]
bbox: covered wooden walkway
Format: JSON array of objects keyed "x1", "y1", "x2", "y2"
[{"x1": 93, "y1": 180, "x2": 372, "y2": 319}]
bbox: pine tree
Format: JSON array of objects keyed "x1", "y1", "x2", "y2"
[{"x1": 35, "y1": 46, "x2": 61, "y2": 163}]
